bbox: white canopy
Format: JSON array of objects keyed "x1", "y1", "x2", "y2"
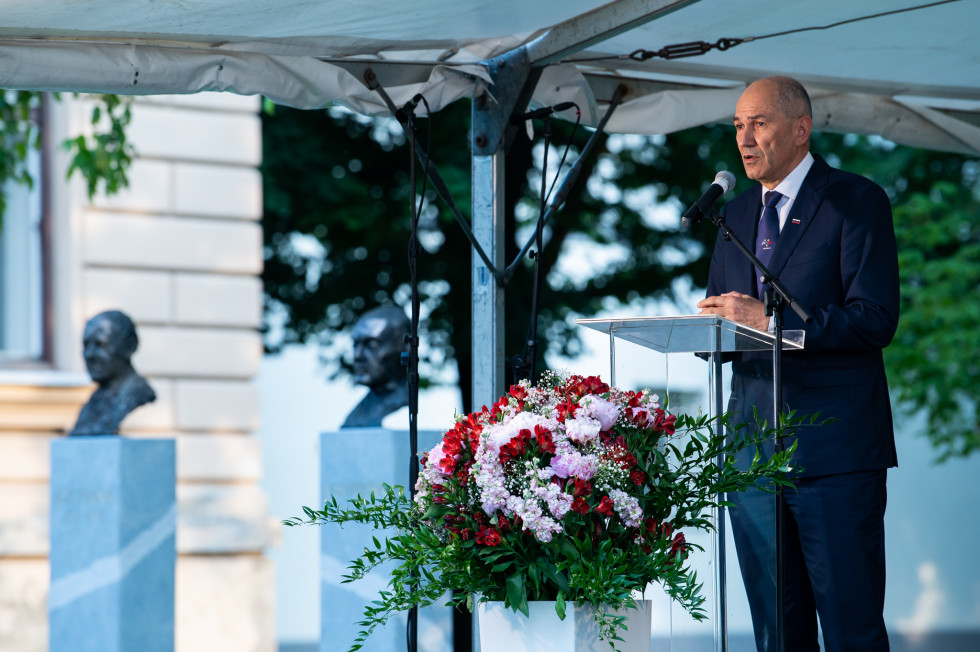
[
  {"x1": 1, "y1": 0, "x2": 978, "y2": 153},
  {"x1": 4, "y1": 0, "x2": 978, "y2": 416}
]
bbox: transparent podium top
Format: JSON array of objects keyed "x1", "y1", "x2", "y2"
[{"x1": 575, "y1": 314, "x2": 805, "y2": 354}]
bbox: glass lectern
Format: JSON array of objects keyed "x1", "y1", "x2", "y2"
[{"x1": 576, "y1": 315, "x2": 804, "y2": 652}]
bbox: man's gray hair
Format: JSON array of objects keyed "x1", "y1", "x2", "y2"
[{"x1": 770, "y1": 75, "x2": 812, "y2": 119}]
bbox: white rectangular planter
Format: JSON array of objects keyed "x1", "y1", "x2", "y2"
[{"x1": 478, "y1": 600, "x2": 652, "y2": 652}]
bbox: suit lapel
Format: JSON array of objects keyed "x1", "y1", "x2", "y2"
[{"x1": 767, "y1": 155, "x2": 829, "y2": 277}]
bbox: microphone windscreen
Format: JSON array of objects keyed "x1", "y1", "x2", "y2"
[{"x1": 714, "y1": 170, "x2": 736, "y2": 193}]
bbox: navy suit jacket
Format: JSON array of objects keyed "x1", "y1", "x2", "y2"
[{"x1": 706, "y1": 154, "x2": 900, "y2": 477}]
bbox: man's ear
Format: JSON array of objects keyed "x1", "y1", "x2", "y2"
[{"x1": 795, "y1": 115, "x2": 812, "y2": 146}]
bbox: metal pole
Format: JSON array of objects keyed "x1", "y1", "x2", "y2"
[
  {"x1": 608, "y1": 328, "x2": 617, "y2": 387},
  {"x1": 710, "y1": 323, "x2": 729, "y2": 652},
  {"x1": 470, "y1": 152, "x2": 506, "y2": 411}
]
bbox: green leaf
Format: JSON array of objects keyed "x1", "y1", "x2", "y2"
[{"x1": 506, "y1": 573, "x2": 528, "y2": 617}]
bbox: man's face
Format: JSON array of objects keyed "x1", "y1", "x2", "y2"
[
  {"x1": 351, "y1": 316, "x2": 404, "y2": 390},
  {"x1": 734, "y1": 81, "x2": 810, "y2": 189},
  {"x1": 82, "y1": 317, "x2": 130, "y2": 384}
]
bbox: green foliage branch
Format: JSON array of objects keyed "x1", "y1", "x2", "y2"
[{"x1": 0, "y1": 90, "x2": 133, "y2": 229}]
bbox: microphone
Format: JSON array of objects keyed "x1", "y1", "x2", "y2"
[
  {"x1": 395, "y1": 94, "x2": 424, "y2": 122},
  {"x1": 510, "y1": 101, "x2": 577, "y2": 124},
  {"x1": 681, "y1": 170, "x2": 735, "y2": 228}
]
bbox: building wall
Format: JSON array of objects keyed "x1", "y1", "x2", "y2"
[{"x1": 0, "y1": 92, "x2": 275, "y2": 651}]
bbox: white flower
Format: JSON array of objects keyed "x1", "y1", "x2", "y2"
[
  {"x1": 565, "y1": 415, "x2": 601, "y2": 444},
  {"x1": 609, "y1": 488, "x2": 643, "y2": 528},
  {"x1": 486, "y1": 411, "x2": 546, "y2": 452}
]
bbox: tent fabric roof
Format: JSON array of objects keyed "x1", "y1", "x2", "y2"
[{"x1": 1, "y1": 0, "x2": 978, "y2": 153}]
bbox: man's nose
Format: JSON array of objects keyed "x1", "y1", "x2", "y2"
[{"x1": 738, "y1": 126, "x2": 755, "y2": 147}]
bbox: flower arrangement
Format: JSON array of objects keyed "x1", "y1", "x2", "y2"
[{"x1": 288, "y1": 371, "x2": 793, "y2": 649}]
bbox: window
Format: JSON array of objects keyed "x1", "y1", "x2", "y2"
[{"x1": 0, "y1": 146, "x2": 44, "y2": 362}]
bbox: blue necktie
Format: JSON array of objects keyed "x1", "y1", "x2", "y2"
[{"x1": 755, "y1": 190, "x2": 783, "y2": 297}]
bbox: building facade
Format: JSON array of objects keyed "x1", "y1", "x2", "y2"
[{"x1": 0, "y1": 92, "x2": 275, "y2": 651}]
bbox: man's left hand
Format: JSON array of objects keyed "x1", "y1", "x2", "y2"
[{"x1": 697, "y1": 291, "x2": 770, "y2": 331}]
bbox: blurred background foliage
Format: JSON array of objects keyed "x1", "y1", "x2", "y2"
[
  {"x1": 269, "y1": 99, "x2": 974, "y2": 461},
  {"x1": 261, "y1": 99, "x2": 980, "y2": 461}
]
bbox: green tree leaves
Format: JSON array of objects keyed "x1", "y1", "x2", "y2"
[{"x1": 0, "y1": 91, "x2": 133, "y2": 230}]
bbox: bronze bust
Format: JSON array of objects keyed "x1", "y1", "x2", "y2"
[
  {"x1": 341, "y1": 305, "x2": 410, "y2": 428},
  {"x1": 69, "y1": 310, "x2": 156, "y2": 436}
]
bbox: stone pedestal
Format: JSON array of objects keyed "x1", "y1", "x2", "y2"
[
  {"x1": 49, "y1": 437, "x2": 176, "y2": 652},
  {"x1": 320, "y1": 428, "x2": 450, "y2": 652}
]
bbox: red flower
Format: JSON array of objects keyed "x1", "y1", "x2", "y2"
[
  {"x1": 671, "y1": 531, "x2": 687, "y2": 555},
  {"x1": 555, "y1": 399, "x2": 579, "y2": 423},
  {"x1": 564, "y1": 375, "x2": 610, "y2": 399},
  {"x1": 476, "y1": 525, "x2": 502, "y2": 546},
  {"x1": 596, "y1": 496, "x2": 615, "y2": 517},
  {"x1": 455, "y1": 461, "x2": 473, "y2": 483},
  {"x1": 630, "y1": 469, "x2": 646, "y2": 485},
  {"x1": 508, "y1": 384, "x2": 528, "y2": 410},
  {"x1": 499, "y1": 428, "x2": 531, "y2": 464},
  {"x1": 649, "y1": 409, "x2": 676, "y2": 435},
  {"x1": 604, "y1": 437, "x2": 638, "y2": 471},
  {"x1": 571, "y1": 497, "x2": 590, "y2": 514},
  {"x1": 534, "y1": 425, "x2": 556, "y2": 454},
  {"x1": 572, "y1": 478, "x2": 592, "y2": 498}
]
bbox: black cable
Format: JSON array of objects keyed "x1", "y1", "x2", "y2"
[
  {"x1": 747, "y1": 0, "x2": 961, "y2": 42},
  {"x1": 510, "y1": 107, "x2": 583, "y2": 383},
  {"x1": 512, "y1": 117, "x2": 553, "y2": 384},
  {"x1": 362, "y1": 71, "x2": 503, "y2": 282},
  {"x1": 542, "y1": 109, "x2": 583, "y2": 208},
  {"x1": 503, "y1": 84, "x2": 627, "y2": 281}
]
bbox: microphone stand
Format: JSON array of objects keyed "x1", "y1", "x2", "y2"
[
  {"x1": 704, "y1": 206, "x2": 812, "y2": 652},
  {"x1": 402, "y1": 105, "x2": 421, "y2": 652}
]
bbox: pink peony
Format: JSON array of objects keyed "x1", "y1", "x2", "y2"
[{"x1": 579, "y1": 395, "x2": 621, "y2": 431}]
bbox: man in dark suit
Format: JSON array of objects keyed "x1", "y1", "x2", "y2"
[{"x1": 697, "y1": 76, "x2": 899, "y2": 651}]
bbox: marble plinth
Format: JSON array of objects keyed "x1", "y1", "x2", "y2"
[
  {"x1": 320, "y1": 428, "x2": 451, "y2": 652},
  {"x1": 49, "y1": 437, "x2": 176, "y2": 652}
]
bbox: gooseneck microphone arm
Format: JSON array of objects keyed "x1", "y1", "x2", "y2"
[{"x1": 510, "y1": 101, "x2": 577, "y2": 124}]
